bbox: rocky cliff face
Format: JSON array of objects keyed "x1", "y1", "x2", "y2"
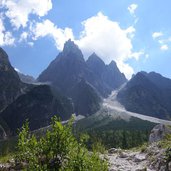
[
  {"x1": 0, "y1": 48, "x2": 23, "y2": 112},
  {"x1": 117, "y1": 71, "x2": 171, "y2": 120}
]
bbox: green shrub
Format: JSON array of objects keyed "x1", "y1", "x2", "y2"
[{"x1": 16, "y1": 116, "x2": 108, "y2": 171}]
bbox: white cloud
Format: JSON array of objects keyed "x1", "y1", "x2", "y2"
[
  {"x1": 19, "y1": 32, "x2": 28, "y2": 42},
  {"x1": 152, "y1": 32, "x2": 163, "y2": 39},
  {"x1": 28, "y1": 42, "x2": 34, "y2": 46},
  {"x1": 128, "y1": 4, "x2": 138, "y2": 16},
  {"x1": 160, "y1": 44, "x2": 168, "y2": 51},
  {"x1": 131, "y1": 51, "x2": 144, "y2": 60},
  {"x1": 0, "y1": 15, "x2": 15, "y2": 46},
  {"x1": 1, "y1": 0, "x2": 52, "y2": 29},
  {"x1": 152, "y1": 32, "x2": 170, "y2": 51},
  {"x1": 76, "y1": 12, "x2": 137, "y2": 79},
  {"x1": 145, "y1": 54, "x2": 149, "y2": 59},
  {"x1": 31, "y1": 19, "x2": 74, "y2": 50}
]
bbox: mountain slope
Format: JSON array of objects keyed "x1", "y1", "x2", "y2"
[
  {"x1": 69, "y1": 79, "x2": 102, "y2": 116},
  {"x1": 0, "y1": 47, "x2": 23, "y2": 112},
  {"x1": 0, "y1": 85, "x2": 73, "y2": 135},
  {"x1": 117, "y1": 71, "x2": 171, "y2": 120}
]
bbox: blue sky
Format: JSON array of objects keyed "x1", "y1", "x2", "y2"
[{"x1": 0, "y1": 0, "x2": 171, "y2": 79}]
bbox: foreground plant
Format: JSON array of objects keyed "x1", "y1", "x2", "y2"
[{"x1": 16, "y1": 116, "x2": 108, "y2": 171}]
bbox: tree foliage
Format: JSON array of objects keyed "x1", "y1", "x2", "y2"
[{"x1": 16, "y1": 117, "x2": 108, "y2": 171}]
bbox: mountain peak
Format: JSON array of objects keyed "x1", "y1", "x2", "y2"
[
  {"x1": 108, "y1": 60, "x2": 117, "y2": 68},
  {"x1": 87, "y1": 53, "x2": 105, "y2": 67},
  {"x1": 63, "y1": 39, "x2": 80, "y2": 54},
  {"x1": 0, "y1": 47, "x2": 10, "y2": 65}
]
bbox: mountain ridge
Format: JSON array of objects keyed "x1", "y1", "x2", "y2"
[
  {"x1": 117, "y1": 71, "x2": 171, "y2": 120},
  {"x1": 38, "y1": 40, "x2": 127, "y2": 115}
]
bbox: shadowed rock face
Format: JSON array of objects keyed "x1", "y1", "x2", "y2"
[
  {"x1": 0, "y1": 85, "x2": 73, "y2": 135},
  {"x1": 117, "y1": 71, "x2": 171, "y2": 120},
  {"x1": 38, "y1": 40, "x2": 127, "y2": 115},
  {"x1": 0, "y1": 47, "x2": 23, "y2": 112},
  {"x1": 69, "y1": 79, "x2": 102, "y2": 116}
]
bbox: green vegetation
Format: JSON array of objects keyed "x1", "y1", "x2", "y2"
[
  {"x1": 158, "y1": 133, "x2": 171, "y2": 170},
  {"x1": 0, "y1": 137, "x2": 17, "y2": 156},
  {"x1": 87, "y1": 129, "x2": 149, "y2": 149},
  {"x1": 77, "y1": 117, "x2": 155, "y2": 149},
  {"x1": 159, "y1": 133, "x2": 171, "y2": 149},
  {"x1": 15, "y1": 117, "x2": 108, "y2": 171}
]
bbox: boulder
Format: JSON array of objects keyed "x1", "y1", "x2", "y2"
[
  {"x1": 149, "y1": 124, "x2": 171, "y2": 143},
  {"x1": 134, "y1": 154, "x2": 146, "y2": 162},
  {"x1": 108, "y1": 148, "x2": 120, "y2": 154}
]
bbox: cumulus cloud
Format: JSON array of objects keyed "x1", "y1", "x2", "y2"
[
  {"x1": 31, "y1": 19, "x2": 74, "y2": 50},
  {"x1": 128, "y1": 4, "x2": 138, "y2": 16},
  {"x1": 76, "y1": 12, "x2": 138, "y2": 79},
  {"x1": 1, "y1": 0, "x2": 52, "y2": 29},
  {"x1": 152, "y1": 32, "x2": 163, "y2": 39},
  {"x1": 0, "y1": 15, "x2": 15, "y2": 46},
  {"x1": 30, "y1": 12, "x2": 143, "y2": 79},
  {"x1": 160, "y1": 44, "x2": 168, "y2": 51}
]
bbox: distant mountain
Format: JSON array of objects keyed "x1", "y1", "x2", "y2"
[
  {"x1": 38, "y1": 40, "x2": 127, "y2": 115},
  {"x1": 0, "y1": 85, "x2": 73, "y2": 135},
  {"x1": 0, "y1": 47, "x2": 23, "y2": 112},
  {"x1": 117, "y1": 71, "x2": 171, "y2": 120},
  {"x1": 17, "y1": 72, "x2": 36, "y2": 84}
]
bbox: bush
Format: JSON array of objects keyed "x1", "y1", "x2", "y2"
[{"x1": 16, "y1": 116, "x2": 108, "y2": 171}]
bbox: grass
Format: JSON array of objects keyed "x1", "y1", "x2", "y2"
[
  {"x1": 159, "y1": 133, "x2": 171, "y2": 149},
  {"x1": 0, "y1": 153, "x2": 15, "y2": 163},
  {"x1": 130, "y1": 142, "x2": 148, "y2": 152}
]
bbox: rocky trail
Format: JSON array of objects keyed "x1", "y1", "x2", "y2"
[{"x1": 107, "y1": 148, "x2": 153, "y2": 171}]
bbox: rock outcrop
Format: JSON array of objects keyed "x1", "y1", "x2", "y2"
[{"x1": 149, "y1": 124, "x2": 171, "y2": 143}]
